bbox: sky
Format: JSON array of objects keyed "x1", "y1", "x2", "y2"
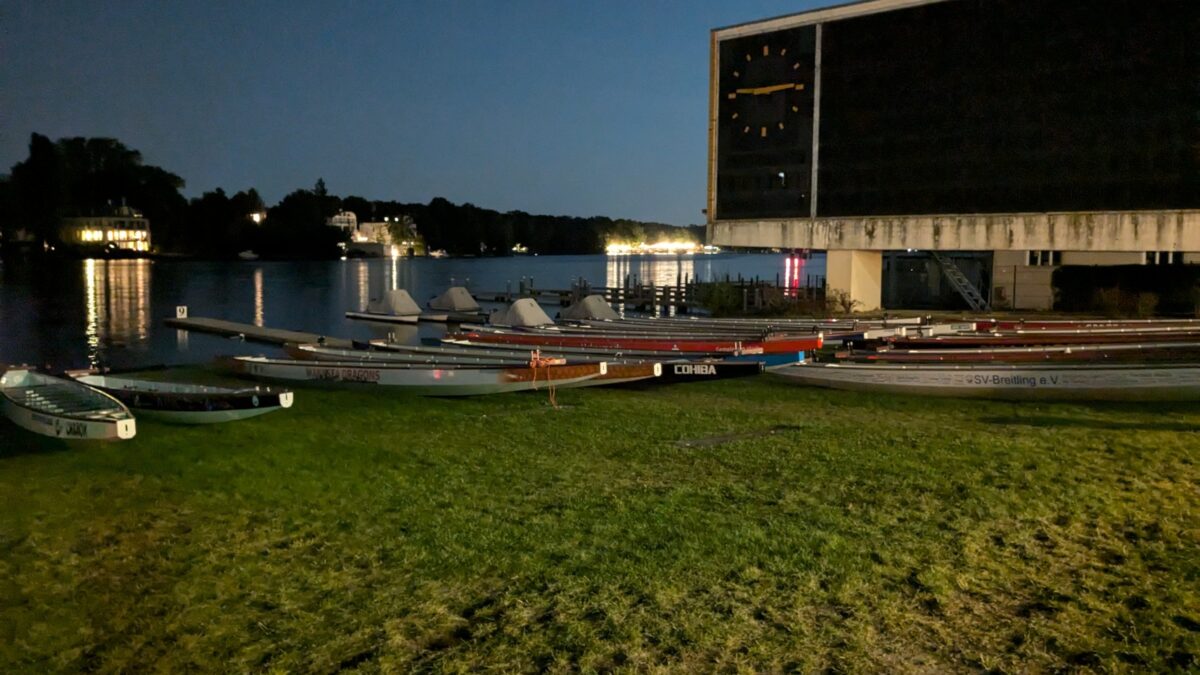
[{"x1": 0, "y1": 0, "x2": 827, "y2": 226}]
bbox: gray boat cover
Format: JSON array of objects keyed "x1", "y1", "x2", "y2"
[
  {"x1": 429, "y1": 286, "x2": 481, "y2": 312},
  {"x1": 368, "y1": 289, "x2": 421, "y2": 315},
  {"x1": 560, "y1": 294, "x2": 619, "y2": 321},
  {"x1": 489, "y1": 298, "x2": 554, "y2": 327}
]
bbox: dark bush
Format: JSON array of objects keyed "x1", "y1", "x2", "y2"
[{"x1": 1053, "y1": 265, "x2": 1200, "y2": 315}]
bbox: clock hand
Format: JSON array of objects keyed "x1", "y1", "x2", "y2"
[{"x1": 734, "y1": 83, "x2": 805, "y2": 95}]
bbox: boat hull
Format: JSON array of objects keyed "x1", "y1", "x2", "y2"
[
  {"x1": 221, "y1": 356, "x2": 604, "y2": 397},
  {"x1": 657, "y1": 360, "x2": 764, "y2": 384},
  {"x1": 344, "y1": 311, "x2": 419, "y2": 325},
  {"x1": 1, "y1": 399, "x2": 136, "y2": 439},
  {"x1": 774, "y1": 362, "x2": 1200, "y2": 401},
  {"x1": 69, "y1": 373, "x2": 294, "y2": 425},
  {"x1": 448, "y1": 330, "x2": 822, "y2": 354},
  {"x1": 1, "y1": 369, "x2": 136, "y2": 440}
]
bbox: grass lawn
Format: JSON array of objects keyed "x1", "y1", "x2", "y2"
[{"x1": 1, "y1": 372, "x2": 1197, "y2": 672}]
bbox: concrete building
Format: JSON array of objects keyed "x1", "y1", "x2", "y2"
[
  {"x1": 59, "y1": 206, "x2": 151, "y2": 253},
  {"x1": 708, "y1": 0, "x2": 1200, "y2": 310}
]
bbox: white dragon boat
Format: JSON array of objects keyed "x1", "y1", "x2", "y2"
[{"x1": 774, "y1": 362, "x2": 1200, "y2": 401}]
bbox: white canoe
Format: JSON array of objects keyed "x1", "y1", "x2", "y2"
[
  {"x1": 68, "y1": 372, "x2": 294, "y2": 424},
  {"x1": 774, "y1": 362, "x2": 1200, "y2": 401},
  {"x1": 1, "y1": 368, "x2": 136, "y2": 439},
  {"x1": 220, "y1": 356, "x2": 606, "y2": 396}
]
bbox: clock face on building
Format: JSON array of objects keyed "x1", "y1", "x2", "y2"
[
  {"x1": 724, "y1": 43, "x2": 808, "y2": 148},
  {"x1": 715, "y1": 25, "x2": 816, "y2": 220}
]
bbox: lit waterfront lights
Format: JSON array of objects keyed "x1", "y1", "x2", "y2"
[{"x1": 605, "y1": 240, "x2": 702, "y2": 256}]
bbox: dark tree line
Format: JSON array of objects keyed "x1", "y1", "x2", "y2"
[{"x1": 0, "y1": 133, "x2": 700, "y2": 258}]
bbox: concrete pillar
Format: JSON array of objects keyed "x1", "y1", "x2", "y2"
[{"x1": 826, "y1": 249, "x2": 882, "y2": 311}]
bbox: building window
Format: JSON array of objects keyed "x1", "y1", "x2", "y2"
[
  {"x1": 1145, "y1": 251, "x2": 1180, "y2": 265},
  {"x1": 1027, "y1": 250, "x2": 1061, "y2": 266}
]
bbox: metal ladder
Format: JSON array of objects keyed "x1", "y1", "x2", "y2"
[{"x1": 929, "y1": 251, "x2": 991, "y2": 312}]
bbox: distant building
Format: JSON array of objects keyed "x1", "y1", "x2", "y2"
[
  {"x1": 329, "y1": 211, "x2": 427, "y2": 256},
  {"x1": 327, "y1": 210, "x2": 358, "y2": 232},
  {"x1": 59, "y1": 205, "x2": 151, "y2": 253}
]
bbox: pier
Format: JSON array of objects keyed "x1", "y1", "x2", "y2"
[{"x1": 163, "y1": 316, "x2": 355, "y2": 348}]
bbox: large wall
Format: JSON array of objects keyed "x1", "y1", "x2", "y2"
[{"x1": 712, "y1": 0, "x2": 1200, "y2": 225}]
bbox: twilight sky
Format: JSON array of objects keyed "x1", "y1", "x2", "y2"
[{"x1": 0, "y1": 0, "x2": 826, "y2": 226}]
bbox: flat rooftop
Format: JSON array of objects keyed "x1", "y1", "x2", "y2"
[{"x1": 714, "y1": 0, "x2": 956, "y2": 39}]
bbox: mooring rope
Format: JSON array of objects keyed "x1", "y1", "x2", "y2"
[{"x1": 529, "y1": 349, "x2": 558, "y2": 408}]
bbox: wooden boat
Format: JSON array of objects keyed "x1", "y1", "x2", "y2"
[
  {"x1": 1, "y1": 367, "x2": 136, "y2": 439},
  {"x1": 220, "y1": 356, "x2": 605, "y2": 396},
  {"x1": 572, "y1": 362, "x2": 661, "y2": 386},
  {"x1": 447, "y1": 329, "x2": 822, "y2": 355},
  {"x1": 774, "y1": 362, "x2": 1200, "y2": 401},
  {"x1": 66, "y1": 371, "x2": 294, "y2": 424}
]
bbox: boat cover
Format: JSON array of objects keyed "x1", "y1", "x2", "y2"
[
  {"x1": 368, "y1": 289, "x2": 421, "y2": 315},
  {"x1": 489, "y1": 298, "x2": 554, "y2": 327},
  {"x1": 429, "y1": 286, "x2": 481, "y2": 312},
  {"x1": 560, "y1": 294, "x2": 619, "y2": 321}
]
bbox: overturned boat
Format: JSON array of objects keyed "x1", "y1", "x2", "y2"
[
  {"x1": 66, "y1": 370, "x2": 294, "y2": 424},
  {"x1": 1, "y1": 367, "x2": 136, "y2": 440}
]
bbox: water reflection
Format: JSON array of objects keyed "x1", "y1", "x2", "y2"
[
  {"x1": 83, "y1": 258, "x2": 152, "y2": 366},
  {"x1": 604, "y1": 255, "x2": 696, "y2": 289},
  {"x1": 253, "y1": 267, "x2": 265, "y2": 327}
]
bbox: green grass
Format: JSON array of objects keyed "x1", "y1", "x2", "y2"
[{"x1": 1, "y1": 373, "x2": 1198, "y2": 672}]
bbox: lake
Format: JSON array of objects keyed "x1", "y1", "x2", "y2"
[{"x1": 0, "y1": 253, "x2": 826, "y2": 369}]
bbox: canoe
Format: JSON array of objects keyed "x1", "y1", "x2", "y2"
[
  {"x1": 446, "y1": 330, "x2": 822, "y2": 354},
  {"x1": 774, "y1": 362, "x2": 1200, "y2": 401},
  {"x1": 219, "y1": 356, "x2": 605, "y2": 397},
  {"x1": 66, "y1": 371, "x2": 294, "y2": 424},
  {"x1": 1, "y1": 367, "x2": 136, "y2": 440}
]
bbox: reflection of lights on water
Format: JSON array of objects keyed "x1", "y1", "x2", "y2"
[
  {"x1": 604, "y1": 255, "x2": 696, "y2": 316},
  {"x1": 134, "y1": 261, "x2": 149, "y2": 340},
  {"x1": 82, "y1": 258, "x2": 151, "y2": 366},
  {"x1": 605, "y1": 255, "x2": 696, "y2": 289},
  {"x1": 356, "y1": 261, "x2": 370, "y2": 311},
  {"x1": 391, "y1": 255, "x2": 398, "y2": 291},
  {"x1": 253, "y1": 268, "x2": 264, "y2": 327},
  {"x1": 84, "y1": 259, "x2": 100, "y2": 366}
]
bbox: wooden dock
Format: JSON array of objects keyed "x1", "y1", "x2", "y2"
[{"x1": 164, "y1": 317, "x2": 355, "y2": 348}]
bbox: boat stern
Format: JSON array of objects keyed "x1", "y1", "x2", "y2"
[{"x1": 116, "y1": 418, "x2": 137, "y2": 440}]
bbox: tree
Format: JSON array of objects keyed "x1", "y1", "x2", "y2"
[{"x1": 8, "y1": 133, "x2": 61, "y2": 244}]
